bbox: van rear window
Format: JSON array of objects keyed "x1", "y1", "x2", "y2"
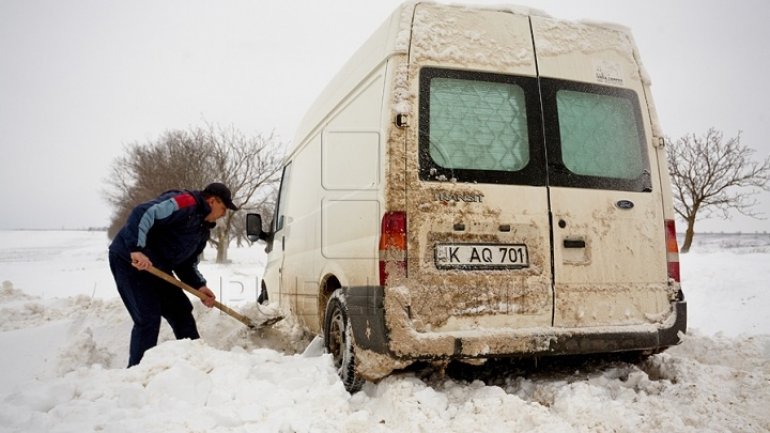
[
  {"x1": 419, "y1": 69, "x2": 649, "y2": 192},
  {"x1": 540, "y1": 78, "x2": 652, "y2": 192},
  {"x1": 428, "y1": 77, "x2": 529, "y2": 172},
  {"x1": 419, "y1": 68, "x2": 546, "y2": 186},
  {"x1": 556, "y1": 90, "x2": 643, "y2": 180}
]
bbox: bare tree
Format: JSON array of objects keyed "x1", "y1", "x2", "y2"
[
  {"x1": 204, "y1": 124, "x2": 283, "y2": 263},
  {"x1": 104, "y1": 125, "x2": 283, "y2": 263},
  {"x1": 667, "y1": 128, "x2": 770, "y2": 252},
  {"x1": 105, "y1": 129, "x2": 212, "y2": 238}
]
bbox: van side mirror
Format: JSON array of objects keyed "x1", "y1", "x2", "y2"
[{"x1": 246, "y1": 213, "x2": 270, "y2": 242}]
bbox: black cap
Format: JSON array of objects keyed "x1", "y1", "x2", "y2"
[{"x1": 203, "y1": 182, "x2": 238, "y2": 210}]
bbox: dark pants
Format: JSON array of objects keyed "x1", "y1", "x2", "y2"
[{"x1": 109, "y1": 253, "x2": 200, "y2": 367}]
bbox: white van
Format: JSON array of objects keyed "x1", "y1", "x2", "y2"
[{"x1": 247, "y1": 2, "x2": 686, "y2": 392}]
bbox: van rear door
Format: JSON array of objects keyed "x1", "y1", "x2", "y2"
[
  {"x1": 531, "y1": 16, "x2": 670, "y2": 327},
  {"x1": 402, "y1": 4, "x2": 553, "y2": 333}
]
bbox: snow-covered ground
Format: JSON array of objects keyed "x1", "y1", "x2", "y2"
[{"x1": 0, "y1": 230, "x2": 768, "y2": 433}]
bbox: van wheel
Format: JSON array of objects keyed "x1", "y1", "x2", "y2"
[{"x1": 324, "y1": 290, "x2": 364, "y2": 393}]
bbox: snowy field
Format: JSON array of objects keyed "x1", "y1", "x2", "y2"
[{"x1": 0, "y1": 230, "x2": 769, "y2": 433}]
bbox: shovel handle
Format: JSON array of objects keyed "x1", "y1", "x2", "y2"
[{"x1": 146, "y1": 266, "x2": 255, "y2": 328}]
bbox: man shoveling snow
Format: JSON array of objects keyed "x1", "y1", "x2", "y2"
[{"x1": 108, "y1": 182, "x2": 238, "y2": 367}]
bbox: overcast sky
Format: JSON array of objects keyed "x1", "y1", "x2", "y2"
[{"x1": 1, "y1": 0, "x2": 769, "y2": 232}]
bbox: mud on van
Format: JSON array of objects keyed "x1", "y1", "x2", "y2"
[{"x1": 247, "y1": 2, "x2": 686, "y2": 392}]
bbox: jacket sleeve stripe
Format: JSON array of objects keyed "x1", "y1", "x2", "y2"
[
  {"x1": 174, "y1": 193, "x2": 196, "y2": 209},
  {"x1": 136, "y1": 198, "x2": 180, "y2": 248}
]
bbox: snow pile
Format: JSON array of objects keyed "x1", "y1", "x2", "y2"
[
  {"x1": 680, "y1": 233, "x2": 770, "y2": 336},
  {"x1": 0, "y1": 340, "x2": 349, "y2": 433},
  {"x1": 1, "y1": 230, "x2": 769, "y2": 433}
]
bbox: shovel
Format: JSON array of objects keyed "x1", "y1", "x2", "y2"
[{"x1": 146, "y1": 266, "x2": 283, "y2": 329}]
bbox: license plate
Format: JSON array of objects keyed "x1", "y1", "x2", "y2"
[{"x1": 435, "y1": 243, "x2": 529, "y2": 270}]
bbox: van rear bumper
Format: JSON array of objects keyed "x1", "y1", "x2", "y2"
[{"x1": 344, "y1": 286, "x2": 687, "y2": 360}]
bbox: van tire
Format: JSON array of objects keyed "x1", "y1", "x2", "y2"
[{"x1": 324, "y1": 289, "x2": 364, "y2": 393}]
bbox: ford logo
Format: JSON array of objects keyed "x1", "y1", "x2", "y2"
[{"x1": 616, "y1": 200, "x2": 634, "y2": 210}]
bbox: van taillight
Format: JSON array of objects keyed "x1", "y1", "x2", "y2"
[
  {"x1": 665, "y1": 219, "x2": 680, "y2": 282},
  {"x1": 379, "y1": 211, "x2": 407, "y2": 287}
]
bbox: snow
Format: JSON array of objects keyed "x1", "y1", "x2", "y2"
[{"x1": 1, "y1": 230, "x2": 769, "y2": 433}]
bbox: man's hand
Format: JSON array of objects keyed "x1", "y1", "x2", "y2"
[
  {"x1": 197, "y1": 286, "x2": 216, "y2": 308},
  {"x1": 130, "y1": 251, "x2": 153, "y2": 271}
]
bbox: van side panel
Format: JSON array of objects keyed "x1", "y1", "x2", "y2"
[
  {"x1": 288, "y1": 67, "x2": 388, "y2": 333},
  {"x1": 283, "y1": 69, "x2": 387, "y2": 333},
  {"x1": 280, "y1": 133, "x2": 321, "y2": 325}
]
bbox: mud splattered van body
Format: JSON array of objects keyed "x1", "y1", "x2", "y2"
[{"x1": 247, "y1": 2, "x2": 686, "y2": 391}]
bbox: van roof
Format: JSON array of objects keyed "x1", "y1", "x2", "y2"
[{"x1": 288, "y1": 1, "x2": 635, "y2": 156}]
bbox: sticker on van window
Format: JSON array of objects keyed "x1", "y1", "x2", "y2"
[
  {"x1": 594, "y1": 60, "x2": 623, "y2": 86},
  {"x1": 435, "y1": 243, "x2": 529, "y2": 270}
]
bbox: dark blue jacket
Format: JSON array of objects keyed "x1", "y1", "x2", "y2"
[{"x1": 109, "y1": 190, "x2": 215, "y2": 288}]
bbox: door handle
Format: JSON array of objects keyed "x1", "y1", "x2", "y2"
[{"x1": 563, "y1": 239, "x2": 586, "y2": 249}]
